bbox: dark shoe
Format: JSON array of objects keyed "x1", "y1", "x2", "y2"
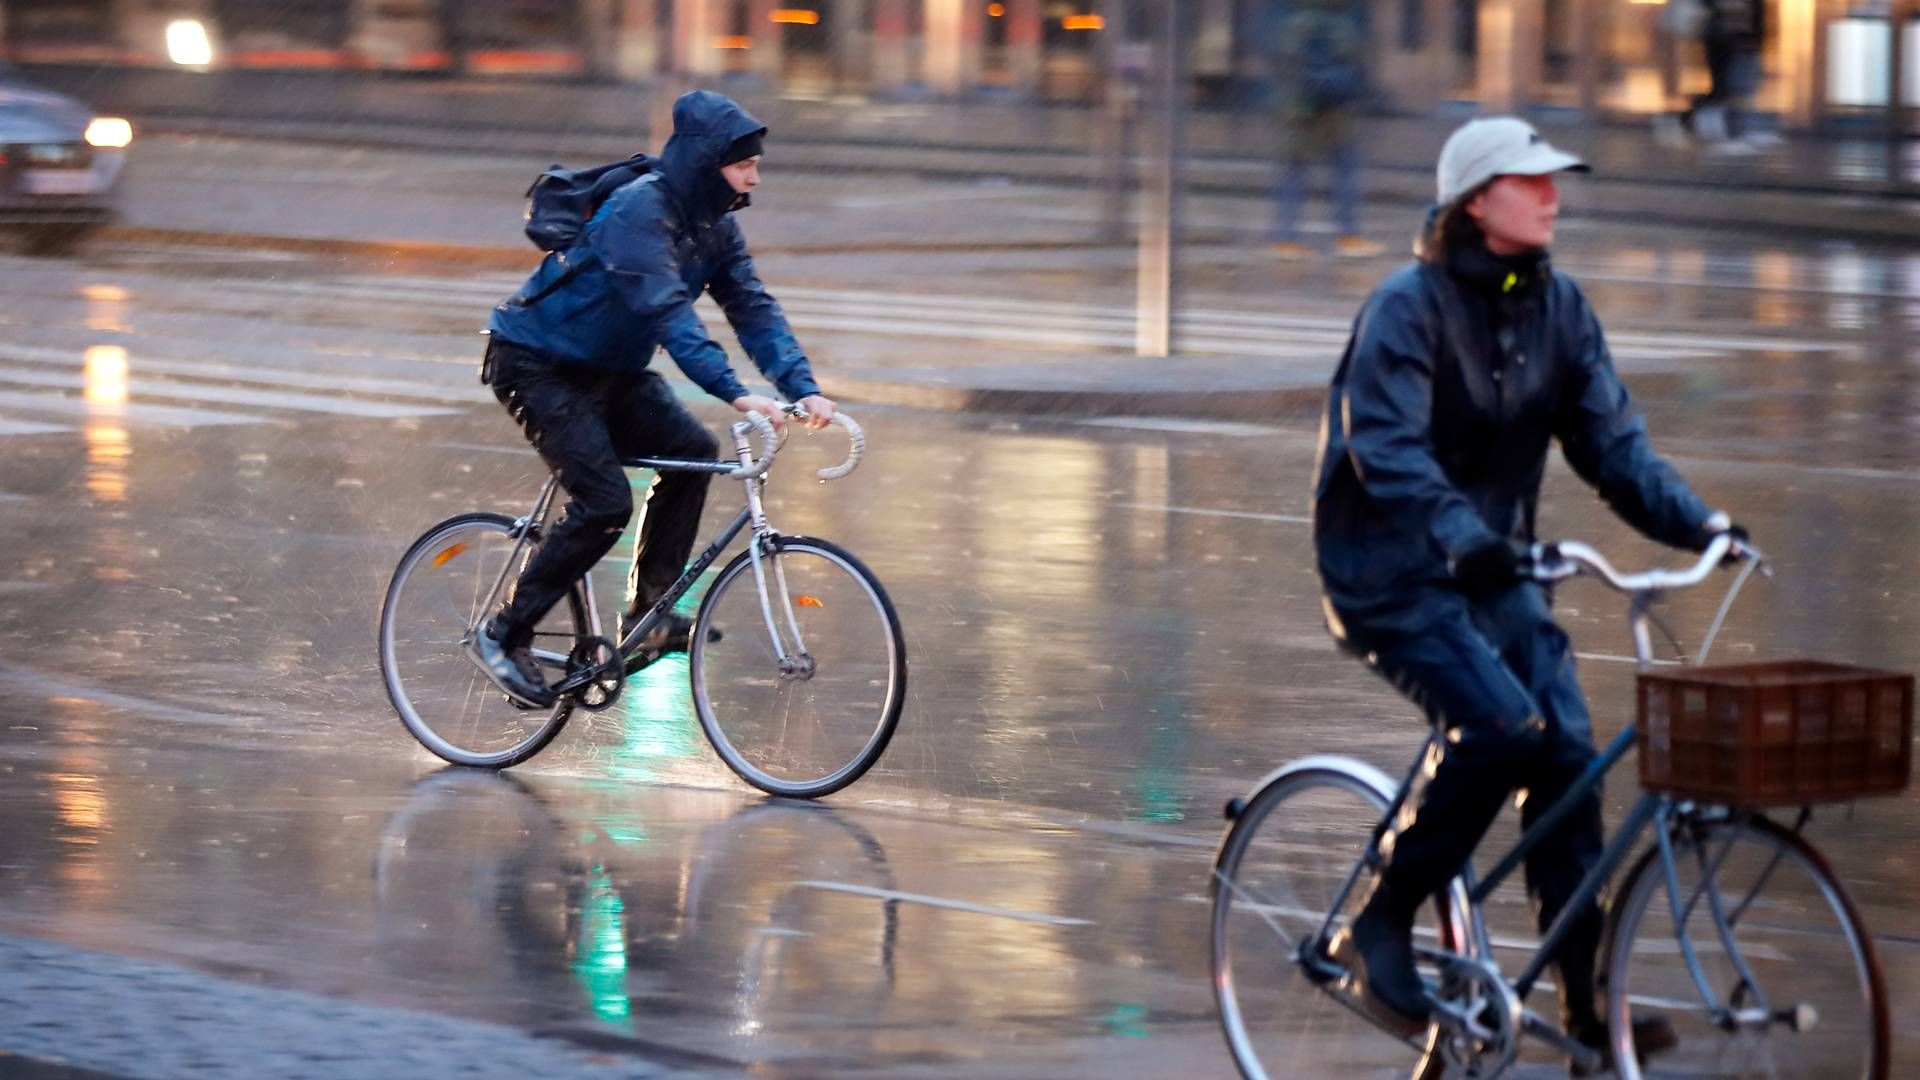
[
  {"x1": 469, "y1": 618, "x2": 555, "y2": 709},
  {"x1": 1569, "y1": 1016, "x2": 1679, "y2": 1077},
  {"x1": 1330, "y1": 897, "x2": 1432, "y2": 1040},
  {"x1": 620, "y1": 610, "x2": 720, "y2": 651},
  {"x1": 619, "y1": 611, "x2": 721, "y2": 674}
]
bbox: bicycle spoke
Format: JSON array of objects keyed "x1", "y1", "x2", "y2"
[{"x1": 1210, "y1": 866, "x2": 1303, "y2": 952}]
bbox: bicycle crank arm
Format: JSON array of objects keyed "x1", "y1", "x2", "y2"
[{"x1": 1519, "y1": 1008, "x2": 1603, "y2": 1074}]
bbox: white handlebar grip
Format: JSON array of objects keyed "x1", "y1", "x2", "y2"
[
  {"x1": 730, "y1": 410, "x2": 780, "y2": 480},
  {"x1": 817, "y1": 412, "x2": 865, "y2": 481}
]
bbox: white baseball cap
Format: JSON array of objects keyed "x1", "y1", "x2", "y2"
[{"x1": 1436, "y1": 117, "x2": 1588, "y2": 205}]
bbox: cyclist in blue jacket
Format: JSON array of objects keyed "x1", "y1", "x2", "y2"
[
  {"x1": 475, "y1": 90, "x2": 835, "y2": 708},
  {"x1": 1314, "y1": 117, "x2": 1743, "y2": 1072}
]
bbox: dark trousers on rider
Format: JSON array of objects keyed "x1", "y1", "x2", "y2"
[
  {"x1": 1340, "y1": 581, "x2": 1608, "y2": 1030},
  {"x1": 483, "y1": 336, "x2": 720, "y2": 646}
]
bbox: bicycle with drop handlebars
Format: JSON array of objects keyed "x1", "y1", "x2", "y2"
[{"x1": 377, "y1": 404, "x2": 907, "y2": 799}]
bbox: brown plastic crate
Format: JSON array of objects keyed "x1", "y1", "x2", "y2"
[{"x1": 1637, "y1": 660, "x2": 1913, "y2": 807}]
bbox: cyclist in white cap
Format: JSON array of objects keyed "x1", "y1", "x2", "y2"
[{"x1": 1310, "y1": 116, "x2": 1745, "y2": 1073}]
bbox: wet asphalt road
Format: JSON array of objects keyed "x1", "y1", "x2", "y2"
[{"x1": 0, "y1": 139, "x2": 1916, "y2": 1077}]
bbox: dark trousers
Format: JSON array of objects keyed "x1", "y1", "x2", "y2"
[
  {"x1": 1341, "y1": 583, "x2": 1607, "y2": 1021},
  {"x1": 1274, "y1": 143, "x2": 1360, "y2": 243},
  {"x1": 485, "y1": 337, "x2": 720, "y2": 645},
  {"x1": 1689, "y1": 36, "x2": 1756, "y2": 138}
]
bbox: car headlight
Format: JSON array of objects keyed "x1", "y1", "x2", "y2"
[{"x1": 86, "y1": 117, "x2": 133, "y2": 149}]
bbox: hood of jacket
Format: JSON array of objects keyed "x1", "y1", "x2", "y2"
[{"x1": 658, "y1": 90, "x2": 768, "y2": 225}]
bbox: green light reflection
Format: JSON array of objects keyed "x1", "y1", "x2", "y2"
[
  {"x1": 571, "y1": 867, "x2": 631, "y2": 1024},
  {"x1": 606, "y1": 571, "x2": 718, "y2": 782}
]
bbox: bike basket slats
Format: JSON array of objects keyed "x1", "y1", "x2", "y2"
[{"x1": 1637, "y1": 659, "x2": 1913, "y2": 806}]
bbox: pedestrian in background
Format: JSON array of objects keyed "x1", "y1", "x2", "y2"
[
  {"x1": 1266, "y1": 0, "x2": 1382, "y2": 260},
  {"x1": 1688, "y1": 0, "x2": 1777, "y2": 152},
  {"x1": 1652, "y1": 0, "x2": 1707, "y2": 148}
]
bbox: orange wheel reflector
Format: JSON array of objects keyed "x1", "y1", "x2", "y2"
[
  {"x1": 795, "y1": 595, "x2": 825, "y2": 608},
  {"x1": 431, "y1": 542, "x2": 470, "y2": 567}
]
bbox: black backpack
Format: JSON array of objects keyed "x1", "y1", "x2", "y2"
[{"x1": 515, "y1": 152, "x2": 658, "y2": 304}]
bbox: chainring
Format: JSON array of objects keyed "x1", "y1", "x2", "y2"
[
  {"x1": 565, "y1": 636, "x2": 624, "y2": 712},
  {"x1": 1431, "y1": 954, "x2": 1521, "y2": 1078}
]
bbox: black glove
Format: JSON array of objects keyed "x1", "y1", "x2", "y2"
[
  {"x1": 1694, "y1": 513, "x2": 1750, "y2": 564},
  {"x1": 1714, "y1": 522, "x2": 1751, "y2": 565},
  {"x1": 1451, "y1": 538, "x2": 1530, "y2": 593}
]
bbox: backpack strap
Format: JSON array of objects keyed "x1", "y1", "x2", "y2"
[{"x1": 513, "y1": 252, "x2": 582, "y2": 308}]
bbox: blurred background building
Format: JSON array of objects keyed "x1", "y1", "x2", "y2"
[{"x1": 0, "y1": 0, "x2": 1911, "y2": 133}]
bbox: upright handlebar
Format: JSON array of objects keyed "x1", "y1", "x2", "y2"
[
  {"x1": 726, "y1": 406, "x2": 865, "y2": 482},
  {"x1": 1529, "y1": 532, "x2": 1754, "y2": 592}
]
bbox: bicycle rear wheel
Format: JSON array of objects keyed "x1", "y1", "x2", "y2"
[
  {"x1": 1211, "y1": 760, "x2": 1453, "y2": 1080},
  {"x1": 378, "y1": 512, "x2": 587, "y2": 768},
  {"x1": 689, "y1": 535, "x2": 905, "y2": 799},
  {"x1": 1605, "y1": 813, "x2": 1889, "y2": 1080}
]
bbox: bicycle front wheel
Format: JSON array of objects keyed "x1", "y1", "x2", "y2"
[
  {"x1": 1211, "y1": 761, "x2": 1453, "y2": 1080},
  {"x1": 378, "y1": 512, "x2": 586, "y2": 769},
  {"x1": 1605, "y1": 813, "x2": 1889, "y2": 1080},
  {"x1": 690, "y1": 535, "x2": 905, "y2": 799}
]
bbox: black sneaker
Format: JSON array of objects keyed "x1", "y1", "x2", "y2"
[
  {"x1": 469, "y1": 618, "x2": 556, "y2": 709},
  {"x1": 1569, "y1": 1016, "x2": 1680, "y2": 1077}
]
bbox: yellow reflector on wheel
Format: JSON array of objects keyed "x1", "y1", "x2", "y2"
[
  {"x1": 431, "y1": 542, "x2": 470, "y2": 567},
  {"x1": 795, "y1": 595, "x2": 825, "y2": 608}
]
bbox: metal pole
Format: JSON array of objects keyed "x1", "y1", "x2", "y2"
[
  {"x1": 1096, "y1": 0, "x2": 1132, "y2": 244},
  {"x1": 1889, "y1": 0, "x2": 1911, "y2": 179},
  {"x1": 1135, "y1": 0, "x2": 1182, "y2": 358}
]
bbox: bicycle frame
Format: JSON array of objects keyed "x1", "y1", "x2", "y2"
[{"x1": 468, "y1": 410, "x2": 848, "y2": 676}]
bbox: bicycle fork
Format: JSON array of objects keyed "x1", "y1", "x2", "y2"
[
  {"x1": 734, "y1": 424, "x2": 815, "y2": 683},
  {"x1": 1655, "y1": 805, "x2": 1813, "y2": 1035}
]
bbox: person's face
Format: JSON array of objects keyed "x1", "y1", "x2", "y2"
[
  {"x1": 1466, "y1": 173, "x2": 1560, "y2": 254},
  {"x1": 720, "y1": 155, "x2": 761, "y2": 195}
]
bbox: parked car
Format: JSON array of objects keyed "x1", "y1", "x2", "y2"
[{"x1": 0, "y1": 64, "x2": 131, "y2": 255}]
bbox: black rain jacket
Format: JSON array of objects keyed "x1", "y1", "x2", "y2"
[{"x1": 1312, "y1": 243, "x2": 1713, "y2": 636}]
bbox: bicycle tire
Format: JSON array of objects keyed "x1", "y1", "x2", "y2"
[
  {"x1": 1211, "y1": 759, "x2": 1452, "y2": 1080},
  {"x1": 378, "y1": 512, "x2": 587, "y2": 769},
  {"x1": 1603, "y1": 813, "x2": 1889, "y2": 1080},
  {"x1": 688, "y1": 535, "x2": 905, "y2": 799}
]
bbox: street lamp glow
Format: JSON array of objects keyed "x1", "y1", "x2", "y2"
[
  {"x1": 85, "y1": 117, "x2": 133, "y2": 149},
  {"x1": 166, "y1": 19, "x2": 214, "y2": 67}
]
